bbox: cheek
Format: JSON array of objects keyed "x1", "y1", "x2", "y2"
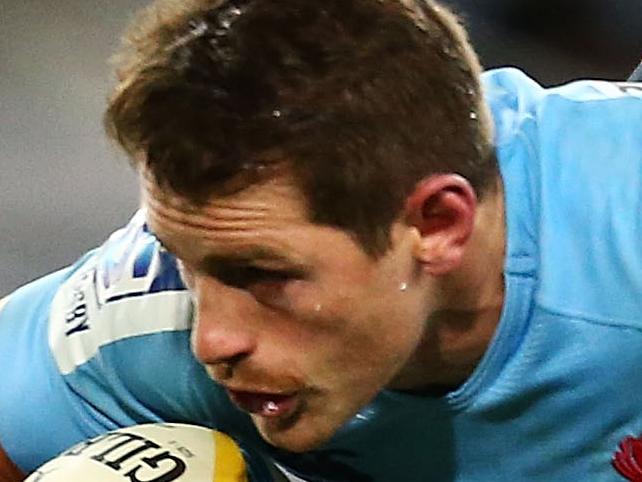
[
  {"x1": 342, "y1": 288, "x2": 427, "y2": 368},
  {"x1": 316, "y1": 299, "x2": 420, "y2": 374},
  {"x1": 266, "y1": 265, "x2": 424, "y2": 379},
  {"x1": 307, "y1": 269, "x2": 414, "y2": 340}
]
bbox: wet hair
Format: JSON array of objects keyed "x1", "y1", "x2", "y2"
[{"x1": 105, "y1": 0, "x2": 496, "y2": 256}]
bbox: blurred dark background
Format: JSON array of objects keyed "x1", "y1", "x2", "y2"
[
  {"x1": 1, "y1": 0, "x2": 640, "y2": 295},
  {"x1": 449, "y1": 0, "x2": 640, "y2": 84}
]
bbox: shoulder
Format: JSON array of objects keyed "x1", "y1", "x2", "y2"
[
  {"x1": 0, "y1": 209, "x2": 198, "y2": 398},
  {"x1": 482, "y1": 66, "x2": 642, "y2": 106},
  {"x1": 0, "y1": 212, "x2": 230, "y2": 473},
  {"x1": 483, "y1": 68, "x2": 642, "y2": 148},
  {"x1": 47, "y1": 209, "x2": 192, "y2": 374},
  {"x1": 483, "y1": 69, "x2": 642, "y2": 328},
  {"x1": 488, "y1": 72, "x2": 642, "y2": 327}
]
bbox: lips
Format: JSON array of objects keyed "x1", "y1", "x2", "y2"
[{"x1": 227, "y1": 390, "x2": 298, "y2": 418}]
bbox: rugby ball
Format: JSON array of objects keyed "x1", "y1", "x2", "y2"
[{"x1": 25, "y1": 423, "x2": 252, "y2": 481}]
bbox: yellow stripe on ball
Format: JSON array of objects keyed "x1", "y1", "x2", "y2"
[{"x1": 213, "y1": 431, "x2": 249, "y2": 482}]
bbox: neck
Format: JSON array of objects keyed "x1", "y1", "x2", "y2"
[{"x1": 392, "y1": 178, "x2": 506, "y2": 391}]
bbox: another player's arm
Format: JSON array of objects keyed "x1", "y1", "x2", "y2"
[
  {"x1": 0, "y1": 295, "x2": 27, "y2": 482},
  {"x1": 0, "y1": 444, "x2": 24, "y2": 482}
]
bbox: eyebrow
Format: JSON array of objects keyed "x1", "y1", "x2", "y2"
[
  {"x1": 150, "y1": 224, "x2": 306, "y2": 273},
  {"x1": 182, "y1": 243, "x2": 308, "y2": 276},
  {"x1": 151, "y1": 228, "x2": 281, "y2": 262},
  {"x1": 202, "y1": 247, "x2": 294, "y2": 267}
]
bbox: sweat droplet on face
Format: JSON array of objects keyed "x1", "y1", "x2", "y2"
[{"x1": 399, "y1": 282, "x2": 408, "y2": 292}]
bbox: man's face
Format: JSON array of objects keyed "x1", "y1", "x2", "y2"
[{"x1": 143, "y1": 169, "x2": 432, "y2": 452}]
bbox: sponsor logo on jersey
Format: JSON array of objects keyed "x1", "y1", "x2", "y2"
[{"x1": 613, "y1": 434, "x2": 642, "y2": 481}]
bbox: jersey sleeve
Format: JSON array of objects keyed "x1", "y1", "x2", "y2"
[{"x1": 0, "y1": 211, "x2": 232, "y2": 473}]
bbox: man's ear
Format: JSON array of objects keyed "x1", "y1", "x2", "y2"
[{"x1": 404, "y1": 174, "x2": 477, "y2": 275}]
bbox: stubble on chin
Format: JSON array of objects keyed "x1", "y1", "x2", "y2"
[{"x1": 252, "y1": 402, "x2": 346, "y2": 453}]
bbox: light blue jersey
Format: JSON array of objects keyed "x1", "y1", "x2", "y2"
[{"x1": 1, "y1": 68, "x2": 642, "y2": 481}]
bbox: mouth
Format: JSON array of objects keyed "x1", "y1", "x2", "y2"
[{"x1": 227, "y1": 389, "x2": 300, "y2": 419}]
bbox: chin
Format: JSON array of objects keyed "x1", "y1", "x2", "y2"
[{"x1": 252, "y1": 414, "x2": 338, "y2": 453}]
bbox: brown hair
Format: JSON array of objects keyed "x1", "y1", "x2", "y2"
[{"x1": 105, "y1": 0, "x2": 496, "y2": 255}]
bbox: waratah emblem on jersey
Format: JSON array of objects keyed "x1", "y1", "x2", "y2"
[{"x1": 613, "y1": 435, "x2": 642, "y2": 481}]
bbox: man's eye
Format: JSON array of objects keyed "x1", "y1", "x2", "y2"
[{"x1": 216, "y1": 266, "x2": 297, "y2": 289}]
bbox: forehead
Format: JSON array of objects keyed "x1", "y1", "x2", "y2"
[{"x1": 140, "y1": 166, "x2": 313, "y2": 257}]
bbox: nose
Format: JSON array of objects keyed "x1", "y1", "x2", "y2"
[{"x1": 190, "y1": 281, "x2": 258, "y2": 373}]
